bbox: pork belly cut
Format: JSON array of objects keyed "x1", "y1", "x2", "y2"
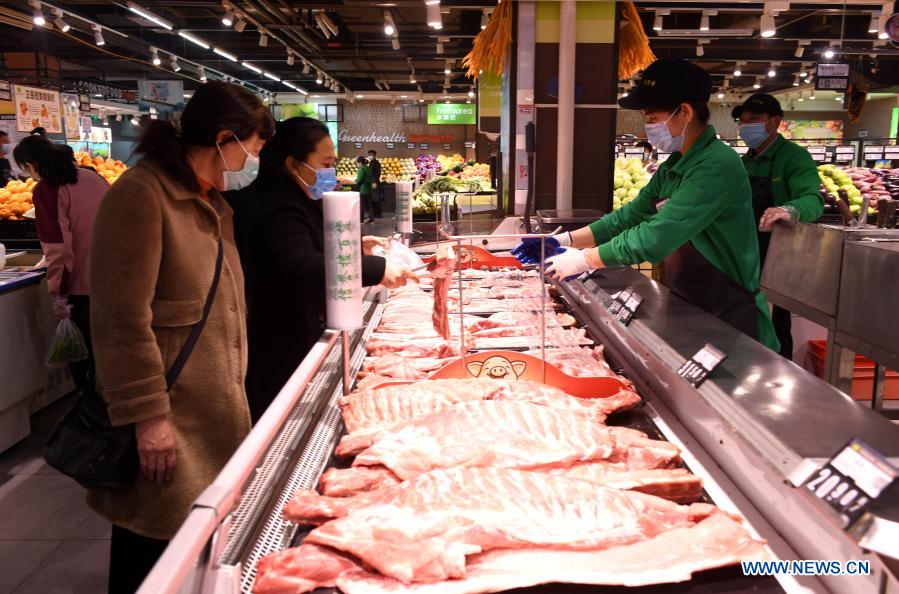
[{"x1": 252, "y1": 543, "x2": 359, "y2": 594}]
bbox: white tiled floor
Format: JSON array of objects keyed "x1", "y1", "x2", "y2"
[{"x1": 0, "y1": 395, "x2": 110, "y2": 594}]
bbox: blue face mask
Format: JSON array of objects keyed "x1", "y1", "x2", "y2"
[
  {"x1": 298, "y1": 162, "x2": 337, "y2": 200},
  {"x1": 217, "y1": 137, "x2": 259, "y2": 191},
  {"x1": 738, "y1": 122, "x2": 770, "y2": 150},
  {"x1": 644, "y1": 108, "x2": 689, "y2": 153}
]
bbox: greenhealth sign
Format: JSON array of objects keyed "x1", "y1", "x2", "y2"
[{"x1": 427, "y1": 103, "x2": 476, "y2": 125}]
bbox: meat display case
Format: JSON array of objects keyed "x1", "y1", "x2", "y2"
[{"x1": 137, "y1": 231, "x2": 899, "y2": 594}]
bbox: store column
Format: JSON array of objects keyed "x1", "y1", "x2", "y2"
[{"x1": 530, "y1": 1, "x2": 618, "y2": 212}]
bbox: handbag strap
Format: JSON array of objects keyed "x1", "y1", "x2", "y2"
[{"x1": 165, "y1": 238, "x2": 224, "y2": 390}]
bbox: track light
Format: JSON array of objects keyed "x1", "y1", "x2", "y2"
[
  {"x1": 733, "y1": 62, "x2": 743, "y2": 77},
  {"x1": 198, "y1": 65, "x2": 207, "y2": 82},
  {"x1": 222, "y1": 8, "x2": 234, "y2": 27},
  {"x1": 481, "y1": 9, "x2": 489, "y2": 30},
  {"x1": 234, "y1": 18, "x2": 246, "y2": 33},
  {"x1": 384, "y1": 11, "x2": 395, "y2": 36},
  {"x1": 242, "y1": 62, "x2": 262, "y2": 74},
  {"x1": 150, "y1": 47, "x2": 161, "y2": 66},
  {"x1": 264, "y1": 71, "x2": 280, "y2": 82},
  {"x1": 877, "y1": 14, "x2": 889, "y2": 39},
  {"x1": 753, "y1": 79, "x2": 761, "y2": 89},
  {"x1": 760, "y1": 13, "x2": 775, "y2": 38},
  {"x1": 426, "y1": 2, "x2": 442, "y2": 29},
  {"x1": 436, "y1": 41, "x2": 444, "y2": 54},
  {"x1": 468, "y1": 88, "x2": 475, "y2": 98},
  {"x1": 287, "y1": 52, "x2": 295, "y2": 66},
  {"x1": 653, "y1": 9, "x2": 670, "y2": 32},
  {"x1": 823, "y1": 48, "x2": 835, "y2": 59},
  {"x1": 170, "y1": 56, "x2": 181, "y2": 72},
  {"x1": 315, "y1": 71, "x2": 323, "y2": 85},
  {"x1": 32, "y1": 2, "x2": 45, "y2": 26},
  {"x1": 695, "y1": 39, "x2": 707, "y2": 57},
  {"x1": 797, "y1": 91, "x2": 804, "y2": 102},
  {"x1": 131, "y1": 115, "x2": 139, "y2": 126},
  {"x1": 302, "y1": 61, "x2": 311, "y2": 75},
  {"x1": 767, "y1": 63, "x2": 777, "y2": 77},
  {"x1": 178, "y1": 31, "x2": 210, "y2": 49},
  {"x1": 795, "y1": 40, "x2": 810, "y2": 58},
  {"x1": 410, "y1": 73, "x2": 417, "y2": 84},
  {"x1": 717, "y1": 92, "x2": 724, "y2": 99},
  {"x1": 700, "y1": 10, "x2": 714, "y2": 31},
  {"x1": 792, "y1": 75, "x2": 799, "y2": 86},
  {"x1": 93, "y1": 24, "x2": 105, "y2": 46},
  {"x1": 52, "y1": 8, "x2": 69, "y2": 32},
  {"x1": 809, "y1": 91, "x2": 816, "y2": 100},
  {"x1": 259, "y1": 31, "x2": 268, "y2": 47},
  {"x1": 868, "y1": 13, "x2": 879, "y2": 33}
]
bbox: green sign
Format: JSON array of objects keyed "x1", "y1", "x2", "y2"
[
  {"x1": 428, "y1": 103, "x2": 476, "y2": 125},
  {"x1": 478, "y1": 73, "x2": 502, "y2": 118}
]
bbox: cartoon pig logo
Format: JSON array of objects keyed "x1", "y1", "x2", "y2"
[{"x1": 467, "y1": 355, "x2": 526, "y2": 380}]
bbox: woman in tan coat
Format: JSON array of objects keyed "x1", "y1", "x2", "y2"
[{"x1": 89, "y1": 82, "x2": 274, "y2": 594}]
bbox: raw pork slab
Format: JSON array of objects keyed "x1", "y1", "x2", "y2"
[
  {"x1": 351, "y1": 400, "x2": 615, "y2": 481},
  {"x1": 305, "y1": 467, "x2": 716, "y2": 583},
  {"x1": 337, "y1": 378, "x2": 636, "y2": 447},
  {"x1": 335, "y1": 513, "x2": 769, "y2": 594},
  {"x1": 252, "y1": 543, "x2": 359, "y2": 594},
  {"x1": 285, "y1": 467, "x2": 700, "y2": 526}
]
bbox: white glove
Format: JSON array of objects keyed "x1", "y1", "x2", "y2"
[
  {"x1": 544, "y1": 248, "x2": 592, "y2": 281},
  {"x1": 555, "y1": 231, "x2": 572, "y2": 247}
]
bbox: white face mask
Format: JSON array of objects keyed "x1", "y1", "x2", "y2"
[
  {"x1": 0, "y1": 143, "x2": 10, "y2": 156},
  {"x1": 217, "y1": 136, "x2": 259, "y2": 191}
]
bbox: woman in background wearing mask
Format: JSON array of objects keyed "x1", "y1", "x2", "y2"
[
  {"x1": 244, "y1": 117, "x2": 418, "y2": 422},
  {"x1": 513, "y1": 58, "x2": 778, "y2": 351},
  {"x1": 732, "y1": 93, "x2": 823, "y2": 359},
  {"x1": 89, "y1": 82, "x2": 274, "y2": 594}
]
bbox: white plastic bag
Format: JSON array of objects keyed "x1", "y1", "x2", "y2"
[
  {"x1": 380, "y1": 239, "x2": 425, "y2": 270},
  {"x1": 46, "y1": 318, "x2": 88, "y2": 366}
]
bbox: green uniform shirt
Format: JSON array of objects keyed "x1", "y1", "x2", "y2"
[
  {"x1": 589, "y1": 126, "x2": 778, "y2": 351},
  {"x1": 356, "y1": 165, "x2": 373, "y2": 196},
  {"x1": 741, "y1": 134, "x2": 824, "y2": 222}
]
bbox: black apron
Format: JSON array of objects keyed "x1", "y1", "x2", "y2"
[
  {"x1": 655, "y1": 197, "x2": 759, "y2": 340},
  {"x1": 750, "y1": 158, "x2": 777, "y2": 263}
]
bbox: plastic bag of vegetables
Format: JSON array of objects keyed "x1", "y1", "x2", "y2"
[{"x1": 46, "y1": 317, "x2": 88, "y2": 366}]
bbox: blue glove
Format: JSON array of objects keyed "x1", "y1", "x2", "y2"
[{"x1": 511, "y1": 236, "x2": 565, "y2": 264}]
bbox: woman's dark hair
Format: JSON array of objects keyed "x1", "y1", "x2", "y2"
[
  {"x1": 355, "y1": 156, "x2": 367, "y2": 165},
  {"x1": 135, "y1": 81, "x2": 275, "y2": 192},
  {"x1": 29, "y1": 126, "x2": 47, "y2": 136},
  {"x1": 257, "y1": 116, "x2": 329, "y2": 182},
  {"x1": 13, "y1": 135, "x2": 78, "y2": 186},
  {"x1": 647, "y1": 99, "x2": 710, "y2": 125}
]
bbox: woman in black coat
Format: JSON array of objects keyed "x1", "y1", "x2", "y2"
[{"x1": 244, "y1": 117, "x2": 417, "y2": 421}]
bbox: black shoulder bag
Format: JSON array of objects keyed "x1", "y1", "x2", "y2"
[{"x1": 45, "y1": 240, "x2": 224, "y2": 489}]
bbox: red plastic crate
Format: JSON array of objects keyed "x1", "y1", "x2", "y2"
[{"x1": 808, "y1": 340, "x2": 899, "y2": 400}]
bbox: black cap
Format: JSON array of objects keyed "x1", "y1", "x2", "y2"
[
  {"x1": 618, "y1": 58, "x2": 713, "y2": 110},
  {"x1": 731, "y1": 94, "x2": 784, "y2": 120}
]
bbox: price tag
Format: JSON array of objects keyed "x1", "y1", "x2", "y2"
[
  {"x1": 421, "y1": 143, "x2": 429, "y2": 150},
  {"x1": 811, "y1": 152, "x2": 828, "y2": 162},
  {"x1": 606, "y1": 289, "x2": 631, "y2": 317},
  {"x1": 677, "y1": 343, "x2": 727, "y2": 387},
  {"x1": 354, "y1": 142, "x2": 363, "y2": 149},
  {"x1": 407, "y1": 142, "x2": 416, "y2": 150},
  {"x1": 385, "y1": 142, "x2": 395, "y2": 149},
  {"x1": 803, "y1": 438, "x2": 898, "y2": 528},
  {"x1": 617, "y1": 290, "x2": 644, "y2": 325},
  {"x1": 656, "y1": 152, "x2": 671, "y2": 162}
]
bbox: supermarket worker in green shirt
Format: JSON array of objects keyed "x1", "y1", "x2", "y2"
[
  {"x1": 732, "y1": 93, "x2": 824, "y2": 358},
  {"x1": 512, "y1": 58, "x2": 778, "y2": 350}
]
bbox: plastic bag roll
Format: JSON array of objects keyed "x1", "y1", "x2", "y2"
[
  {"x1": 323, "y1": 191, "x2": 363, "y2": 330},
  {"x1": 395, "y1": 181, "x2": 413, "y2": 233}
]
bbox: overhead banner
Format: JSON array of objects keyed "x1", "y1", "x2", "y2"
[
  {"x1": 62, "y1": 93, "x2": 80, "y2": 140},
  {"x1": 137, "y1": 80, "x2": 185, "y2": 113},
  {"x1": 427, "y1": 103, "x2": 476, "y2": 125},
  {"x1": 778, "y1": 120, "x2": 843, "y2": 140},
  {"x1": 14, "y1": 84, "x2": 62, "y2": 134}
]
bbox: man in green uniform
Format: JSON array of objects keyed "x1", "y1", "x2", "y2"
[
  {"x1": 732, "y1": 93, "x2": 824, "y2": 358},
  {"x1": 512, "y1": 58, "x2": 778, "y2": 350}
]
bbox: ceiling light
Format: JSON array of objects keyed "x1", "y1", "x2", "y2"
[
  {"x1": 877, "y1": 14, "x2": 889, "y2": 39},
  {"x1": 54, "y1": 16, "x2": 69, "y2": 32},
  {"x1": 795, "y1": 40, "x2": 810, "y2": 58},
  {"x1": 150, "y1": 46, "x2": 161, "y2": 66},
  {"x1": 444, "y1": 67, "x2": 451, "y2": 75},
  {"x1": 242, "y1": 61, "x2": 262, "y2": 73},
  {"x1": 259, "y1": 32, "x2": 268, "y2": 47},
  {"x1": 868, "y1": 12, "x2": 879, "y2": 33},
  {"x1": 287, "y1": 52, "x2": 295, "y2": 66},
  {"x1": 171, "y1": 56, "x2": 181, "y2": 72},
  {"x1": 410, "y1": 74, "x2": 417, "y2": 84},
  {"x1": 222, "y1": 8, "x2": 234, "y2": 27},
  {"x1": 302, "y1": 61, "x2": 311, "y2": 74},
  {"x1": 753, "y1": 80, "x2": 761, "y2": 89},
  {"x1": 31, "y1": 1, "x2": 45, "y2": 27},
  {"x1": 384, "y1": 11, "x2": 395, "y2": 35},
  {"x1": 792, "y1": 76, "x2": 799, "y2": 86},
  {"x1": 734, "y1": 63, "x2": 742, "y2": 77},
  {"x1": 234, "y1": 18, "x2": 246, "y2": 32},
  {"x1": 717, "y1": 92, "x2": 724, "y2": 99},
  {"x1": 131, "y1": 115, "x2": 140, "y2": 126},
  {"x1": 419, "y1": 98, "x2": 424, "y2": 103},
  {"x1": 809, "y1": 92, "x2": 816, "y2": 100},
  {"x1": 115, "y1": 114, "x2": 122, "y2": 122},
  {"x1": 468, "y1": 89, "x2": 475, "y2": 98},
  {"x1": 835, "y1": 95, "x2": 843, "y2": 101},
  {"x1": 198, "y1": 65, "x2": 207, "y2": 82},
  {"x1": 481, "y1": 9, "x2": 489, "y2": 30},
  {"x1": 700, "y1": 10, "x2": 710, "y2": 31},
  {"x1": 214, "y1": 47, "x2": 238, "y2": 61},
  {"x1": 760, "y1": 13, "x2": 775, "y2": 38},
  {"x1": 427, "y1": 2, "x2": 442, "y2": 29},
  {"x1": 768, "y1": 66, "x2": 776, "y2": 77},
  {"x1": 264, "y1": 71, "x2": 280, "y2": 82},
  {"x1": 356, "y1": 94, "x2": 364, "y2": 98},
  {"x1": 695, "y1": 40, "x2": 705, "y2": 57},
  {"x1": 94, "y1": 93, "x2": 103, "y2": 98},
  {"x1": 797, "y1": 91, "x2": 804, "y2": 102},
  {"x1": 128, "y1": 2, "x2": 173, "y2": 30},
  {"x1": 315, "y1": 71, "x2": 323, "y2": 84},
  {"x1": 392, "y1": 35, "x2": 401, "y2": 50},
  {"x1": 93, "y1": 24, "x2": 105, "y2": 46},
  {"x1": 823, "y1": 48, "x2": 835, "y2": 59},
  {"x1": 178, "y1": 31, "x2": 210, "y2": 49}
]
